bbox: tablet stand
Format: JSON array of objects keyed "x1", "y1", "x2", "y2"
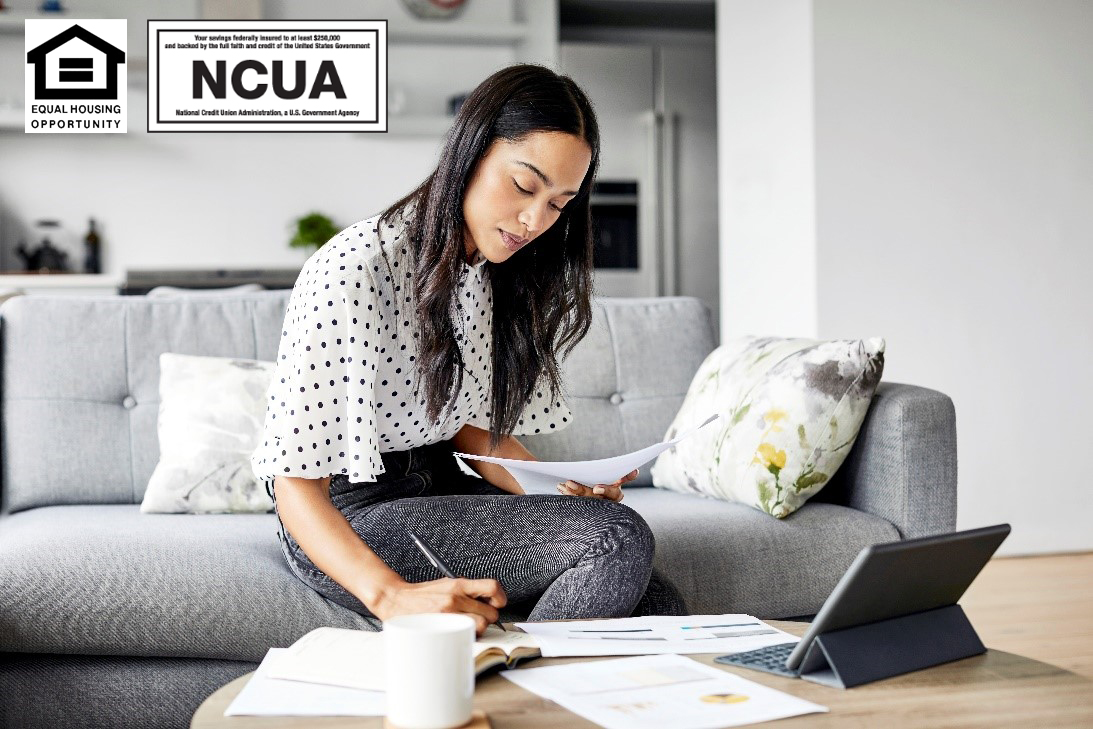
[{"x1": 797, "y1": 604, "x2": 986, "y2": 688}]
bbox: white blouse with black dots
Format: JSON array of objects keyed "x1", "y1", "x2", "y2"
[{"x1": 250, "y1": 209, "x2": 573, "y2": 483}]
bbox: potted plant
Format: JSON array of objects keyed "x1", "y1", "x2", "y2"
[{"x1": 289, "y1": 212, "x2": 339, "y2": 254}]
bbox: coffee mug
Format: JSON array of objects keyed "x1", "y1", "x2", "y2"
[{"x1": 384, "y1": 613, "x2": 476, "y2": 729}]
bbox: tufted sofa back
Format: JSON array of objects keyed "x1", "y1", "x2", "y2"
[{"x1": 0, "y1": 292, "x2": 715, "y2": 513}]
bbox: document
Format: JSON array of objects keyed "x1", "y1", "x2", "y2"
[
  {"x1": 265, "y1": 625, "x2": 540, "y2": 691},
  {"x1": 265, "y1": 627, "x2": 386, "y2": 691},
  {"x1": 502, "y1": 653, "x2": 827, "y2": 729},
  {"x1": 514, "y1": 615, "x2": 798, "y2": 657},
  {"x1": 223, "y1": 648, "x2": 385, "y2": 717},
  {"x1": 455, "y1": 413, "x2": 721, "y2": 492}
]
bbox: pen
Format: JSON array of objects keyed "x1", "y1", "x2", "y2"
[{"x1": 407, "y1": 529, "x2": 507, "y2": 632}]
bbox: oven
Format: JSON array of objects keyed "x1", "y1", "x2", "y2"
[
  {"x1": 590, "y1": 180, "x2": 638, "y2": 269},
  {"x1": 589, "y1": 178, "x2": 658, "y2": 297}
]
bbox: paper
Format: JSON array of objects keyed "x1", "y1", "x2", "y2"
[
  {"x1": 265, "y1": 625, "x2": 539, "y2": 691},
  {"x1": 514, "y1": 615, "x2": 798, "y2": 657},
  {"x1": 224, "y1": 648, "x2": 385, "y2": 717},
  {"x1": 455, "y1": 413, "x2": 721, "y2": 492},
  {"x1": 265, "y1": 626, "x2": 386, "y2": 691},
  {"x1": 502, "y1": 653, "x2": 827, "y2": 729}
]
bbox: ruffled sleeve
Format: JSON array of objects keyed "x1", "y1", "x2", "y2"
[
  {"x1": 506, "y1": 371, "x2": 574, "y2": 437},
  {"x1": 250, "y1": 261, "x2": 385, "y2": 483}
]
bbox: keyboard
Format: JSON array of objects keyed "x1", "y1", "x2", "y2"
[{"x1": 714, "y1": 641, "x2": 801, "y2": 678}]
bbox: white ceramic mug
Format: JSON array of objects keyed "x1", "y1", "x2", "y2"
[{"x1": 384, "y1": 613, "x2": 476, "y2": 729}]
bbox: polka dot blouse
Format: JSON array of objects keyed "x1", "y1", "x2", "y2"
[{"x1": 250, "y1": 208, "x2": 573, "y2": 483}]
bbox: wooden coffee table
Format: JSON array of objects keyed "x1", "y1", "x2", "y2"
[{"x1": 191, "y1": 621, "x2": 1093, "y2": 728}]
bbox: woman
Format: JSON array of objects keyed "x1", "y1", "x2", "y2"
[{"x1": 251, "y1": 64, "x2": 687, "y2": 636}]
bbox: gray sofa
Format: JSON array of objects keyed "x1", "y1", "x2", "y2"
[{"x1": 0, "y1": 291, "x2": 957, "y2": 729}]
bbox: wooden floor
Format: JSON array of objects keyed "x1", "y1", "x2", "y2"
[{"x1": 961, "y1": 552, "x2": 1093, "y2": 678}]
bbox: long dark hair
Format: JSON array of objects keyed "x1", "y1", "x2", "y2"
[{"x1": 378, "y1": 64, "x2": 600, "y2": 450}]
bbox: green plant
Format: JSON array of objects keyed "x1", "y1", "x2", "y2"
[{"x1": 289, "y1": 212, "x2": 339, "y2": 251}]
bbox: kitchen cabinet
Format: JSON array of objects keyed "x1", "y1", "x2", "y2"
[{"x1": 0, "y1": 272, "x2": 122, "y2": 297}]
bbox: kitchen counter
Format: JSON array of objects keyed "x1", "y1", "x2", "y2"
[{"x1": 0, "y1": 272, "x2": 124, "y2": 294}]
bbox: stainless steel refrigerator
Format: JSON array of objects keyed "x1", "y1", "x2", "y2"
[{"x1": 561, "y1": 40, "x2": 719, "y2": 337}]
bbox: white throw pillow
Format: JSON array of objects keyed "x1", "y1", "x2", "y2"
[
  {"x1": 650, "y1": 336, "x2": 885, "y2": 518},
  {"x1": 140, "y1": 352, "x2": 276, "y2": 514}
]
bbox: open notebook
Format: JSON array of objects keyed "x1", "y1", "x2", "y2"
[{"x1": 266, "y1": 625, "x2": 541, "y2": 691}]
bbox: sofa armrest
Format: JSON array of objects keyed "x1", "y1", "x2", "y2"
[{"x1": 815, "y1": 382, "x2": 957, "y2": 539}]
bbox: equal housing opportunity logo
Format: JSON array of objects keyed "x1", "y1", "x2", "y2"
[
  {"x1": 147, "y1": 20, "x2": 387, "y2": 133},
  {"x1": 24, "y1": 19, "x2": 128, "y2": 133}
]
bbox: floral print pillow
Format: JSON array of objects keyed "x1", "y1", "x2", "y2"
[{"x1": 650, "y1": 336, "x2": 885, "y2": 518}]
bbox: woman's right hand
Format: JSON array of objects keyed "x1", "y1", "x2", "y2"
[{"x1": 369, "y1": 576, "x2": 507, "y2": 637}]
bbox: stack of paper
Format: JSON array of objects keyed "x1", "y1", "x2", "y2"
[
  {"x1": 260, "y1": 625, "x2": 539, "y2": 691},
  {"x1": 264, "y1": 626, "x2": 386, "y2": 691},
  {"x1": 224, "y1": 648, "x2": 385, "y2": 717},
  {"x1": 514, "y1": 614, "x2": 798, "y2": 657},
  {"x1": 222, "y1": 615, "x2": 808, "y2": 722},
  {"x1": 502, "y1": 653, "x2": 827, "y2": 729}
]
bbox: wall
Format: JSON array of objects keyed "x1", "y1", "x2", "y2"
[
  {"x1": 717, "y1": 0, "x2": 1093, "y2": 555},
  {"x1": 813, "y1": 0, "x2": 1093, "y2": 555},
  {"x1": 0, "y1": 121, "x2": 446, "y2": 272},
  {"x1": 716, "y1": 0, "x2": 817, "y2": 342}
]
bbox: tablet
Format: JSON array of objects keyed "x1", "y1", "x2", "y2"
[{"x1": 784, "y1": 523, "x2": 1011, "y2": 670}]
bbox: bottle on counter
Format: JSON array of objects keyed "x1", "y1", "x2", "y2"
[{"x1": 83, "y1": 218, "x2": 102, "y2": 274}]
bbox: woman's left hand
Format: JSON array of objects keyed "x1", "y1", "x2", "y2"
[{"x1": 556, "y1": 469, "x2": 639, "y2": 503}]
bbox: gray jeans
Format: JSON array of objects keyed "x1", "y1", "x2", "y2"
[{"x1": 268, "y1": 439, "x2": 687, "y2": 626}]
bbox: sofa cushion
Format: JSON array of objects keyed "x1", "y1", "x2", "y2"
[
  {"x1": 0, "y1": 505, "x2": 374, "y2": 662},
  {"x1": 0, "y1": 294, "x2": 293, "y2": 514},
  {"x1": 1, "y1": 294, "x2": 714, "y2": 513},
  {"x1": 520, "y1": 297, "x2": 716, "y2": 486},
  {"x1": 0, "y1": 492, "x2": 897, "y2": 662},
  {"x1": 622, "y1": 486, "x2": 900, "y2": 618}
]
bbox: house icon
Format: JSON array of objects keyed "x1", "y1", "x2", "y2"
[{"x1": 26, "y1": 24, "x2": 125, "y2": 100}]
